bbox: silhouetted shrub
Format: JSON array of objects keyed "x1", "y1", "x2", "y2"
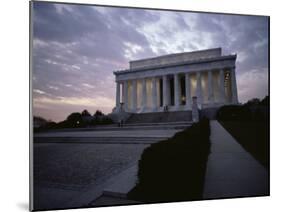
[
  {"x1": 217, "y1": 98, "x2": 269, "y2": 122},
  {"x1": 216, "y1": 105, "x2": 252, "y2": 121},
  {"x1": 260, "y1": 96, "x2": 269, "y2": 106},
  {"x1": 128, "y1": 118, "x2": 211, "y2": 202}
]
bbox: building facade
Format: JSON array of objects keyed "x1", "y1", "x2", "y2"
[{"x1": 113, "y1": 48, "x2": 238, "y2": 114}]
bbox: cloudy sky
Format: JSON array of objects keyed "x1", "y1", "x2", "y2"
[{"x1": 32, "y1": 2, "x2": 269, "y2": 122}]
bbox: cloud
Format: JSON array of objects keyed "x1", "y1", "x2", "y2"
[
  {"x1": 34, "y1": 96, "x2": 114, "y2": 108},
  {"x1": 82, "y1": 83, "x2": 95, "y2": 89},
  {"x1": 135, "y1": 11, "x2": 194, "y2": 54},
  {"x1": 33, "y1": 89, "x2": 46, "y2": 95},
  {"x1": 237, "y1": 69, "x2": 268, "y2": 102},
  {"x1": 47, "y1": 85, "x2": 59, "y2": 90}
]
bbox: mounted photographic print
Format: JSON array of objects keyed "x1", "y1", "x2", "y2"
[{"x1": 30, "y1": 0, "x2": 270, "y2": 211}]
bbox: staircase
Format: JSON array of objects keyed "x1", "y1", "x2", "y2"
[
  {"x1": 122, "y1": 111, "x2": 193, "y2": 130},
  {"x1": 125, "y1": 111, "x2": 192, "y2": 124}
]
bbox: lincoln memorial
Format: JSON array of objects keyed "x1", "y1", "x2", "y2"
[{"x1": 113, "y1": 48, "x2": 238, "y2": 114}]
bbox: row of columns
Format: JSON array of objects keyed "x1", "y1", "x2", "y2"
[{"x1": 115, "y1": 68, "x2": 238, "y2": 112}]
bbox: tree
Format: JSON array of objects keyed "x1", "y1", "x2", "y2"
[
  {"x1": 245, "y1": 98, "x2": 260, "y2": 107},
  {"x1": 81, "y1": 109, "x2": 91, "y2": 116},
  {"x1": 94, "y1": 110, "x2": 103, "y2": 117},
  {"x1": 260, "y1": 96, "x2": 269, "y2": 106},
  {"x1": 66, "y1": 112, "x2": 83, "y2": 127}
]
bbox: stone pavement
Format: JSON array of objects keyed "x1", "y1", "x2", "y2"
[
  {"x1": 33, "y1": 127, "x2": 181, "y2": 210},
  {"x1": 33, "y1": 142, "x2": 149, "y2": 210},
  {"x1": 203, "y1": 121, "x2": 269, "y2": 199}
]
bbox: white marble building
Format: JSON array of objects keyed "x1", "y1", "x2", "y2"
[{"x1": 113, "y1": 48, "x2": 238, "y2": 114}]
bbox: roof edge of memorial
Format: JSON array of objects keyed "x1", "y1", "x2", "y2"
[
  {"x1": 130, "y1": 47, "x2": 222, "y2": 64},
  {"x1": 114, "y1": 54, "x2": 236, "y2": 75}
]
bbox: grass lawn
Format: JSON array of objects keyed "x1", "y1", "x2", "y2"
[{"x1": 220, "y1": 121, "x2": 269, "y2": 169}]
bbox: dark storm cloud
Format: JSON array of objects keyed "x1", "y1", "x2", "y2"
[
  {"x1": 193, "y1": 13, "x2": 268, "y2": 70},
  {"x1": 32, "y1": 2, "x2": 160, "y2": 121},
  {"x1": 183, "y1": 13, "x2": 269, "y2": 101},
  {"x1": 33, "y1": 2, "x2": 158, "y2": 65},
  {"x1": 34, "y1": 5, "x2": 151, "y2": 73},
  {"x1": 33, "y1": 3, "x2": 107, "y2": 43}
]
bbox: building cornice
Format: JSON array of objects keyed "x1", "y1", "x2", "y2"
[
  {"x1": 114, "y1": 54, "x2": 236, "y2": 76},
  {"x1": 130, "y1": 47, "x2": 222, "y2": 64}
]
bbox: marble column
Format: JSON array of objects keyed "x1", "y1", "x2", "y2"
[
  {"x1": 121, "y1": 82, "x2": 124, "y2": 104},
  {"x1": 123, "y1": 81, "x2": 128, "y2": 111},
  {"x1": 141, "y1": 78, "x2": 147, "y2": 111},
  {"x1": 231, "y1": 67, "x2": 238, "y2": 103},
  {"x1": 132, "y1": 79, "x2": 137, "y2": 112},
  {"x1": 185, "y1": 73, "x2": 191, "y2": 109},
  {"x1": 219, "y1": 69, "x2": 225, "y2": 103},
  {"x1": 167, "y1": 76, "x2": 171, "y2": 106},
  {"x1": 174, "y1": 73, "x2": 180, "y2": 107},
  {"x1": 116, "y1": 82, "x2": 120, "y2": 108},
  {"x1": 152, "y1": 77, "x2": 157, "y2": 111},
  {"x1": 208, "y1": 70, "x2": 214, "y2": 104},
  {"x1": 196, "y1": 72, "x2": 202, "y2": 106},
  {"x1": 163, "y1": 75, "x2": 168, "y2": 107}
]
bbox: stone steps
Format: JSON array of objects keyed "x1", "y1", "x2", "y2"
[
  {"x1": 125, "y1": 111, "x2": 192, "y2": 124},
  {"x1": 34, "y1": 136, "x2": 168, "y2": 144},
  {"x1": 123, "y1": 121, "x2": 192, "y2": 127},
  {"x1": 35, "y1": 121, "x2": 192, "y2": 133}
]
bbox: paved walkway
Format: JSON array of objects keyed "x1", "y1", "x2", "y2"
[
  {"x1": 90, "y1": 164, "x2": 140, "y2": 207},
  {"x1": 203, "y1": 121, "x2": 269, "y2": 199}
]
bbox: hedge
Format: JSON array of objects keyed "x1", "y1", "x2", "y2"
[{"x1": 128, "y1": 118, "x2": 211, "y2": 202}]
